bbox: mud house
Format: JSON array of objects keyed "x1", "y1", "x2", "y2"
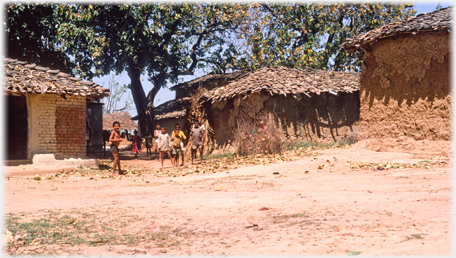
[
  {"x1": 102, "y1": 111, "x2": 138, "y2": 132},
  {"x1": 170, "y1": 70, "x2": 250, "y2": 99},
  {"x1": 4, "y1": 58, "x2": 109, "y2": 162},
  {"x1": 151, "y1": 70, "x2": 250, "y2": 134},
  {"x1": 152, "y1": 97, "x2": 191, "y2": 132},
  {"x1": 102, "y1": 111, "x2": 138, "y2": 143},
  {"x1": 341, "y1": 7, "x2": 451, "y2": 141},
  {"x1": 199, "y1": 66, "x2": 360, "y2": 149}
]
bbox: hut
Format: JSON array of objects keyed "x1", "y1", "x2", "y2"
[
  {"x1": 4, "y1": 58, "x2": 109, "y2": 163},
  {"x1": 170, "y1": 70, "x2": 251, "y2": 99},
  {"x1": 152, "y1": 97, "x2": 191, "y2": 132},
  {"x1": 341, "y1": 7, "x2": 451, "y2": 141},
  {"x1": 102, "y1": 111, "x2": 138, "y2": 131},
  {"x1": 199, "y1": 66, "x2": 360, "y2": 149}
]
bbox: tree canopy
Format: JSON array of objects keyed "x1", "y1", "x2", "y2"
[
  {"x1": 55, "y1": 3, "x2": 254, "y2": 133},
  {"x1": 5, "y1": 2, "x2": 416, "y2": 134},
  {"x1": 5, "y1": 3, "x2": 73, "y2": 72},
  {"x1": 232, "y1": 3, "x2": 416, "y2": 71}
]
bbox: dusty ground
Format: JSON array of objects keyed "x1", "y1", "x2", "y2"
[{"x1": 3, "y1": 139, "x2": 452, "y2": 256}]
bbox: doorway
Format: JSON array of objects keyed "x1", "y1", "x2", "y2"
[{"x1": 6, "y1": 95, "x2": 28, "y2": 160}]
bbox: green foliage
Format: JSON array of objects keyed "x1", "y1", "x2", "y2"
[
  {"x1": 233, "y1": 3, "x2": 416, "y2": 71},
  {"x1": 54, "y1": 3, "x2": 254, "y2": 133},
  {"x1": 4, "y1": 3, "x2": 74, "y2": 72}
]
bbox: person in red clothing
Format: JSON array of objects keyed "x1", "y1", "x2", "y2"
[{"x1": 131, "y1": 130, "x2": 142, "y2": 158}]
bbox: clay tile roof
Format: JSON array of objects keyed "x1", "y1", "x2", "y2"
[
  {"x1": 153, "y1": 97, "x2": 191, "y2": 120},
  {"x1": 169, "y1": 70, "x2": 251, "y2": 91},
  {"x1": 3, "y1": 58, "x2": 110, "y2": 100},
  {"x1": 103, "y1": 112, "x2": 138, "y2": 131},
  {"x1": 199, "y1": 66, "x2": 359, "y2": 103},
  {"x1": 342, "y1": 6, "x2": 452, "y2": 52}
]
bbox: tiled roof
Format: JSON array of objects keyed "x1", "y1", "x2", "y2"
[
  {"x1": 169, "y1": 70, "x2": 251, "y2": 91},
  {"x1": 342, "y1": 6, "x2": 452, "y2": 52},
  {"x1": 153, "y1": 97, "x2": 191, "y2": 120},
  {"x1": 103, "y1": 112, "x2": 138, "y2": 131},
  {"x1": 199, "y1": 66, "x2": 359, "y2": 103},
  {"x1": 3, "y1": 58, "x2": 109, "y2": 100}
]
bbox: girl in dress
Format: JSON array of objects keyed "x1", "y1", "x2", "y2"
[{"x1": 131, "y1": 130, "x2": 142, "y2": 158}]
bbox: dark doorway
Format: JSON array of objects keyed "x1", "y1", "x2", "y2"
[{"x1": 7, "y1": 95, "x2": 28, "y2": 160}]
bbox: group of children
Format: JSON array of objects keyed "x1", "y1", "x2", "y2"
[{"x1": 108, "y1": 117, "x2": 206, "y2": 175}]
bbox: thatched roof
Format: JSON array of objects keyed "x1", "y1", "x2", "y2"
[
  {"x1": 169, "y1": 70, "x2": 251, "y2": 91},
  {"x1": 3, "y1": 58, "x2": 109, "y2": 101},
  {"x1": 342, "y1": 6, "x2": 452, "y2": 52},
  {"x1": 103, "y1": 112, "x2": 138, "y2": 131},
  {"x1": 153, "y1": 97, "x2": 191, "y2": 120},
  {"x1": 199, "y1": 66, "x2": 359, "y2": 104}
]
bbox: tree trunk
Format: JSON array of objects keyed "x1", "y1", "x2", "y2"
[
  {"x1": 127, "y1": 65, "x2": 148, "y2": 135},
  {"x1": 146, "y1": 72, "x2": 167, "y2": 130}
]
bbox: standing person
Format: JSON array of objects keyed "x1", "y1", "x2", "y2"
[
  {"x1": 190, "y1": 120, "x2": 204, "y2": 165},
  {"x1": 153, "y1": 124, "x2": 161, "y2": 160},
  {"x1": 109, "y1": 121, "x2": 123, "y2": 175},
  {"x1": 131, "y1": 130, "x2": 142, "y2": 158},
  {"x1": 171, "y1": 124, "x2": 186, "y2": 167},
  {"x1": 145, "y1": 131, "x2": 153, "y2": 157},
  {"x1": 157, "y1": 127, "x2": 175, "y2": 168},
  {"x1": 193, "y1": 116, "x2": 206, "y2": 159}
]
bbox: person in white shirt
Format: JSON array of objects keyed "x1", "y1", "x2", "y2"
[{"x1": 157, "y1": 127, "x2": 175, "y2": 168}]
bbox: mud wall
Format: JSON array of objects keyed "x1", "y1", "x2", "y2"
[
  {"x1": 208, "y1": 92, "x2": 360, "y2": 148},
  {"x1": 358, "y1": 31, "x2": 450, "y2": 141}
]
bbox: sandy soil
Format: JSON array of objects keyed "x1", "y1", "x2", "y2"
[{"x1": 3, "y1": 139, "x2": 452, "y2": 256}]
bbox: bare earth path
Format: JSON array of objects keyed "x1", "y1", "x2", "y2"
[{"x1": 4, "y1": 142, "x2": 452, "y2": 256}]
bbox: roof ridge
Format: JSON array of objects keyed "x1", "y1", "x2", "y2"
[
  {"x1": 342, "y1": 6, "x2": 452, "y2": 51},
  {"x1": 3, "y1": 57, "x2": 109, "y2": 100}
]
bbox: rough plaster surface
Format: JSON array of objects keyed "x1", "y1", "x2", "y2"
[
  {"x1": 358, "y1": 31, "x2": 450, "y2": 141},
  {"x1": 210, "y1": 92, "x2": 360, "y2": 149}
]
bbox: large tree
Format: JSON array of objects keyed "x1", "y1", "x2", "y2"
[
  {"x1": 232, "y1": 3, "x2": 416, "y2": 71},
  {"x1": 55, "y1": 3, "x2": 254, "y2": 133},
  {"x1": 4, "y1": 3, "x2": 73, "y2": 72}
]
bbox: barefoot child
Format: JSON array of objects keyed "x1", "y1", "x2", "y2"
[
  {"x1": 145, "y1": 131, "x2": 153, "y2": 157},
  {"x1": 153, "y1": 124, "x2": 161, "y2": 160},
  {"x1": 190, "y1": 120, "x2": 204, "y2": 165},
  {"x1": 157, "y1": 127, "x2": 175, "y2": 168},
  {"x1": 131, "y1": 130, "x2": 142, "y2": 158},
  {"x1": 171, "y1": 124, "x2": 186, "y2": 167},
  {"x1": 109, "y1": 121, "x2": 123, "y2": 175}
]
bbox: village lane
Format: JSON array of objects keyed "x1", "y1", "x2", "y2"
[{"x1": 4, "y1": 146, "x2": 451, "y2": 256}]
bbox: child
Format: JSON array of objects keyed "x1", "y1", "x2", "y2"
[
  {"x1": 145, "y1": 131, "x2": 153, "y2": 157},
  {"x1": 193, "y1": 116, "x2": 206, "y2": 159},
  {"x1": 190, "y1": 120, "x2": 204, "y2": 165},
  {"x1": 109, "y1": 121, "x2": 123, "y2": 175},
  {"x1": 157, "y1": 127, "x2": 175, "y2": 168},
  {"x1": 153, "y1": 124, "x2": 161, "y2": 160},
  {"x1": 171, "y1": 124, "x2": 186, "y2": 167},
  {"x1": 131, "y1": 130, "x2": 142, "y2": 158}
]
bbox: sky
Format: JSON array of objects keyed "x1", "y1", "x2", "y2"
[{"x1": 90, "y1": 1, "x2": 452, "y2": 117}]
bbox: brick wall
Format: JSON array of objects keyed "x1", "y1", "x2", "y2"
[
  {"x1": 55, "y1": 95, "x2": 87, "y2": 158},
  {"x1": 36, "y1": 95, "x2": 58, "y2": 154}
]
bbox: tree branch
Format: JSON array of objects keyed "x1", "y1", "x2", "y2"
[{"x1": 178, "y1": 21, "x2": 221, "y2": 75}]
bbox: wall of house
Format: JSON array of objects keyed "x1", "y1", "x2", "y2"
[
  {"x1": 358, "y1": 31, "x2": 450, "y2": 141},
  {"x1": 155, "y1": 117, "x2": 188, "y2": 140},
  {"x1": 55, "y1": 95, "x2": 87, "y2": 158},
  {"x1": 208, "y1": 92, "x2": 360, "y2": 149},
  {"x1": 28, "y1": 94, "x2": 58, "y2": 158},
  {"x1": 27, "y1": 94, "x2": 87, "y2": 159}
]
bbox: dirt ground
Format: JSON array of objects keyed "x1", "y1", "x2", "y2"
[{"x1": 3, "y1": 139, "x2": 452, "y2": 256}]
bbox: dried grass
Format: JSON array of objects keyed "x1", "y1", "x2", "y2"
[
  {"x1": 233, "y1": 108, "x2": 285, "y2": 155},
  {"x1": 185, "y1": 85, "x2": 214, "y2": 156}
]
